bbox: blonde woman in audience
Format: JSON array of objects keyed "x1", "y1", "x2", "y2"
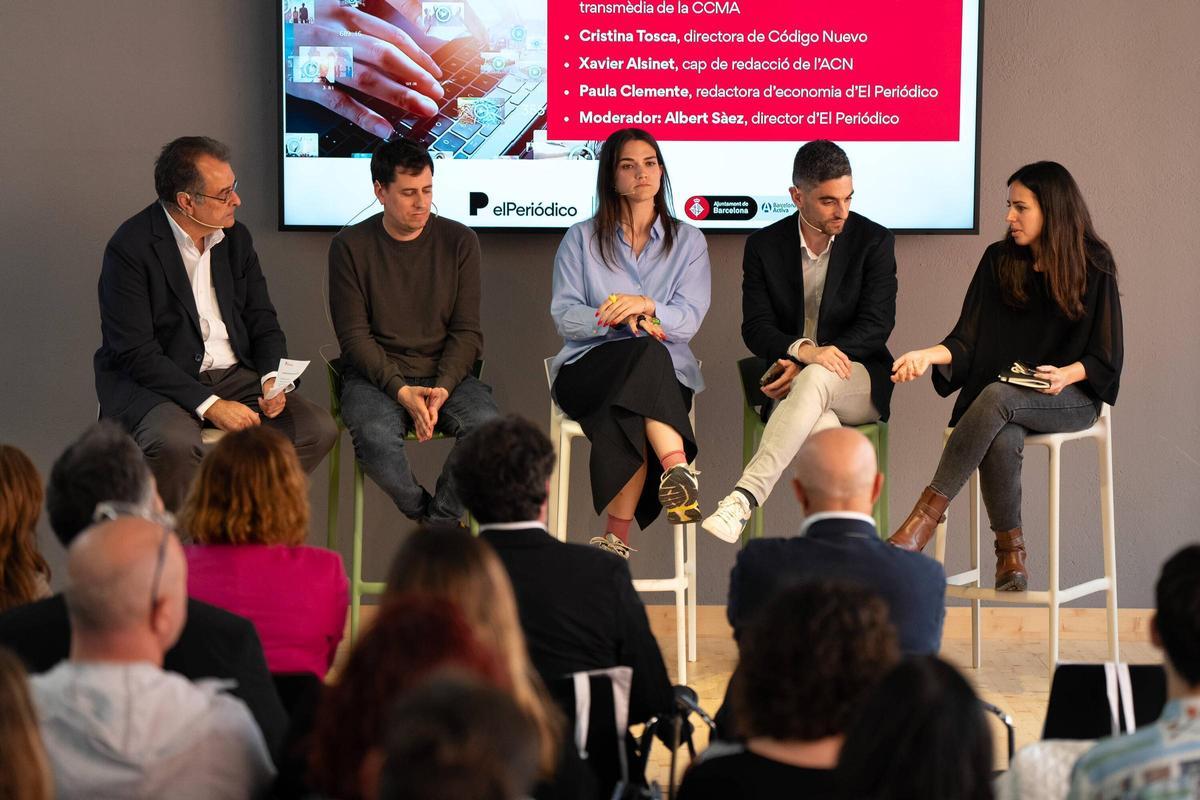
[
  {"x1": 386, "y1": 525, "x2": 596, "y2": 800},
  {"x1": 0, "y1": 646, "x2": 53, "y2": 800},
  {"x1": 179, "y1": 426, "x2": 348, "y2": 678},
  {"x1": 0, "y1": 444, "x2": 52, "y2": 612}
]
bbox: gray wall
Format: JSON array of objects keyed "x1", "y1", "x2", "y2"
[{"x1": 2, "y1": 1, "x2": 1197, "y2": 606}]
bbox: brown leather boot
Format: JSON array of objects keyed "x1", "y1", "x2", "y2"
[
  {"x1": 888, "y1": 486, "x2": 950, "y2": 552},
  {"x1": 994, "y1": 528, "x2": 1028, "y2": 591}
]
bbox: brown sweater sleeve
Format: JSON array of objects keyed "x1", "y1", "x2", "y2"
[
  {"x1": 328, "y1": 234, "x2": 407, "y2": 399},
  {"x1": 434, "y1": 227, "x2": 483, "y2": 392}
]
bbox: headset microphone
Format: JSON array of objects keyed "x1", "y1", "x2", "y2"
[
  {"x1": 797, "y1": 209, "x2": 826, "y2": 235},
  {"x1": 181, "y1": 211, "x2": 225, "y2": 230}
]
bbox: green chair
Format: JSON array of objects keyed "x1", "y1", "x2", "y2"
[
  {"x1": 736, "y1": 356, "x2": 889, "y2": 546},
  {"x1": 324, "y1": 356, "x2": 479, "y2": 641}
]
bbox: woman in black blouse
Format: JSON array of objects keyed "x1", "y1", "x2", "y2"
[{"x1": 888, "y1": 161, "x2": 1123, "y2": 590}]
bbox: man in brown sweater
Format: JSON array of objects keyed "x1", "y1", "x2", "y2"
[{"x1": 328, "y1": 139, "x2": 497, "y2": 522}]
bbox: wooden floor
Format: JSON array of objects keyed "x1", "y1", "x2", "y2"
[{"x1": 643, "y1": 605, "x2": 1159, "y2": 789}]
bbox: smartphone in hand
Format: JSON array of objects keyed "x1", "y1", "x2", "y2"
[{"x1": 759, "y1": 361, "x2": 786, "y2": 387}]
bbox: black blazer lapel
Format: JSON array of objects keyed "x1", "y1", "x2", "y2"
[
  {"x1": 777, "y1": 213, "x2": 807, "y2": 337},
  {"x1": 208, "y1": 240, "x2": 242, "y2": 360},
  {"x1": 150, "y1": 207, "x2": 202, "y2": 334},
  {"x1": 818, "y1": 219, "x2": 850, "y2": 336}
]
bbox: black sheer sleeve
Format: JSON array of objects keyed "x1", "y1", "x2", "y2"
[
  {"x1": 1080, "y1": 265, "x2": 1123, "y2": 405},
  {"x1": 933, "y1": 248, "x2": 993, "y2": 397}
]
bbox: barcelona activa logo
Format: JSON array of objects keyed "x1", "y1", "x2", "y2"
[{"x1": 684, "y1": 196, "x2": 710, "y2": 220}]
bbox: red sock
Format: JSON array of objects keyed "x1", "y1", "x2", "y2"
[
  {"x1": 659, "y1": 450, "x2": 687, "y2": 471},
  {"x1": 606, "y1": 514, "x2": 633, "y2": 544}
]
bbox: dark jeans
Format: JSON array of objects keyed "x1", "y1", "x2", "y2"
[
  {"x1": 131, "y1": 365, "x2": 338, "y2": 511},
  {"x1": 930, "y1": 382, "x2": 1099, "y2": 531},
  {"x1": 340, "y1": 368, "x2": 499, "y2": 522}
]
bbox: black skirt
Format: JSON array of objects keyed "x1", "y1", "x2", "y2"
[{"x1": 553, "y1": 337, "x2": 697, "y2": 529}]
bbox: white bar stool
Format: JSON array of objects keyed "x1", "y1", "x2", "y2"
[
  {"x1": 932, "y1": 404, "x2": 1118, "y2": 680},
  {"x1": 544, "y1": 358, "x2": 699, "y2": 685}
]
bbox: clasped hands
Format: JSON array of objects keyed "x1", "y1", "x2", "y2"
[
  {"x1": 595, "y1": 293, "x2": 667, "y2": 342},
  {"x1": 397, "y1": 384, "x2": 450, "y2": 441},
  {"x1": 202, "y1": 378, "x2": 287, "y2": 432}
]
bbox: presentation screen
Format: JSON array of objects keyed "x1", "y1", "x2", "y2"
[{"x1": 279, "y1": 0, "x2": 981, "y2": 232}]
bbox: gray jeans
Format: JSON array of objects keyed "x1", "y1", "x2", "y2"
[{"x1": 930, "y1": 382, "x2": 1099, "y2": 531}]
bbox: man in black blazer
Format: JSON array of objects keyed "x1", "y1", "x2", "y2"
[
  {"x1": 450, "y1": 415, "x2": 675, "y2": 729},
  {"x1": 703, "y1": 140, "x2": 897, "y2": 543},
  {"x1": 0, "y1": 421, "x2": 287, "y2": 757},
  {"x1": 94, "y1": 136, "x2": 336, "y2": 509},
  {"x1": 714, "y1": 427, "x2": 944, "y2": 737}
]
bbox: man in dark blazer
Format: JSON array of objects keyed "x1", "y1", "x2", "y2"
[
  {"x1": 715, "y1": 427, "x2": 945, "y2": 736},
  {"x1": 0, "y1": 421, "x2": 287, "y2": 758},
  {"x1": 94, "y1": 136, "x2": 335, "y2": 509},
  {"x1": 449, "y1": 415, "x2": 675, "y2": 730},
  {"x1": 703, "y1": 139, "x2": 897, "y2": 543}
]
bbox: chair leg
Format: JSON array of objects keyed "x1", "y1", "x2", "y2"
[
  {"x1": 686, "y1": 522, "x2": 697, "y2": 663},
  {"x1": 970, "y1": 472, "x2": 982, "y2": 669},
  {"x1": 326, "y1": 434, "x2": 340, "y2": 550},
  {"x1": 554, "y1": 432, "x2": 572, "y2": 543},
  {"x1": 741, "y1": 405, "x2": 764, "y2": 547},
  {"x1": 350, "y1": 461, "x2": 366, "y2": 642},
  {"x1": 674, "y1": 525, "x2": 687, "y2": 685},
  {"x1": 1047, "y1": 444, "x2": 1062, "y2": 681},
  {"x1": 1099, "y1": 429, "x2": 1120, "y2": 663},
  {"x1": 876, "y1": 422, "x2": 889, "y2": 535},
  {"x1": 547, "y1": 412, "x2": 562, "y2": 537}
]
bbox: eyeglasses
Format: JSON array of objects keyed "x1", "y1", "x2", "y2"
[
  {"x1": 192, "y1": 179, "x2": 239, "y2": 205},
  {"x1": 92, "y1": 501, "x2": 176, "y2": 614}
]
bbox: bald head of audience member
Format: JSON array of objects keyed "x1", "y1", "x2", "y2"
[
  {"x1": 791, "y1": 428, "x2": 882, "y2": 516},
  {"x1": 64, "y1": 517, "x2": 188, "y2": 664}
]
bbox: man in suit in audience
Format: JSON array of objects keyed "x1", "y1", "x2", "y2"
[
  {"x1": 30, "y1": 516, "x2": 275, "y2": 798},
  {"x1": 716, "y1": 427, "x2": 945, "y2": 736},
  {"x1": 450, "y1": 414, "x2": 675, "y2": 730},
  {"x1": 1067, "y1": 545, "x2": 1200, "y2": 799},
  {"x1": 0, "y1": 421, "x2": 287, "y2": 757},
  {"x1": 703, "y1": 139, "x2": 897, "y2": 543},
  {"x1": 94, "y1": 135, "x2": 336, "y2": 510}
]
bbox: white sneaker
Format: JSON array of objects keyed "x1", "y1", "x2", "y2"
[{"x1": 702, "y1": 491, "x2": 752, "y2": 543}]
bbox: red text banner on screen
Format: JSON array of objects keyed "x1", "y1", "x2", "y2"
[{"x1": 550, "y1": 0, "x2": 962, "y2": 141}]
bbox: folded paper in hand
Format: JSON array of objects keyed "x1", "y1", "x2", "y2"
[{"x1": 264, "y1": 358, "x2": 309, "y2": 400}]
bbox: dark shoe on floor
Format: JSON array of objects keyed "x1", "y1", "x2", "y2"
[
  {"x1": 888, "y1": 486, "x2": 950, "y2": 552},
  {"x1": 994, "y1": 527, "x2": 1028, "y2": 591},
  {"x1": 658, "y1": 464, "x2": 701, "y2": 524}
]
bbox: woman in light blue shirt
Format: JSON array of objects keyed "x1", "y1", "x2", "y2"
[{"x1": 549, "y1": 128, "x2": 711, "y2": 557}]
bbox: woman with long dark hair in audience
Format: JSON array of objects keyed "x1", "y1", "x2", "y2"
[
  {"x1": 889, "y1": 161, "x2": 1123, "y2": 591},
  {"x1": 836, "y1": 656, "x2": 995, "y2": 800},
  {"x1": 387, "y1": 526, "x2": 595, "y2": 800},
  {"x1": 308, "y1": 593, "x2": 508, "y2": 800},
  {"x1": 0, "y1": 445, "x2": 52, "y2": 612},
  {"x1": 678, "y1": 581, "x2": 899, "y2": 799},
  {"x1": 0, "y1": 646, "x2": 53, "y2": 800},
  {"x1": 549, "y1": 127, "x2": 711, "y2": 557},
  {"x1": 179, "y1": 427, "x2": 347, "y2": 678}
]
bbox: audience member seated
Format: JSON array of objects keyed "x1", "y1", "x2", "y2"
[
  {"x1": 715, "y1": 427, "x2": 945, "y2": 736},
  {"x1": 0, "y1": 445, "x2": 52, "y2": 612},
  {"x1": 30, "y1": 516, "x2": 275, "y2": 799},
  {"x1": 1066, "y1": 544, "x2": 1200, "y2": 799},
  {"x1": 0, "y1": 421, "x2": 287, "y2": 757},
  {"x1": 678, "y1": 581, "x2": 899, "y2": 799},
  {"x1": 450, "y1": 415, "x2": 676, "y2": 731},
  {"x1": 308, "y1": 593, "x2": 507, "y2": 800},
  {"x1": 0, "y1": 646, "x2": 53, "y2": 800},
  {"x1": 836, "y1": 655, "x2": 995, "y2": 800},
  {"x1": 386, "y1": 525, "x2": 597, "y2": 800},
  {"x1": 179, "y1": 427, "x2": 348, "y2": 679},
  {"x1": 377, "y1": 673, "x2": 541, "y2": 800}
]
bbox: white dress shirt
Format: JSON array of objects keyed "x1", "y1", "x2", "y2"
[{"x1": 786, "y1": 216, "x2": 835, "y2": 359}]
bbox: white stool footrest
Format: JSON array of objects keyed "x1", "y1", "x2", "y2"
[
  {"x1": 947, "y1": 569, "x2": 981, "y2": 586},
  {"x1": 632, "y1": 578, "x2": 687, "y2": 593}
]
